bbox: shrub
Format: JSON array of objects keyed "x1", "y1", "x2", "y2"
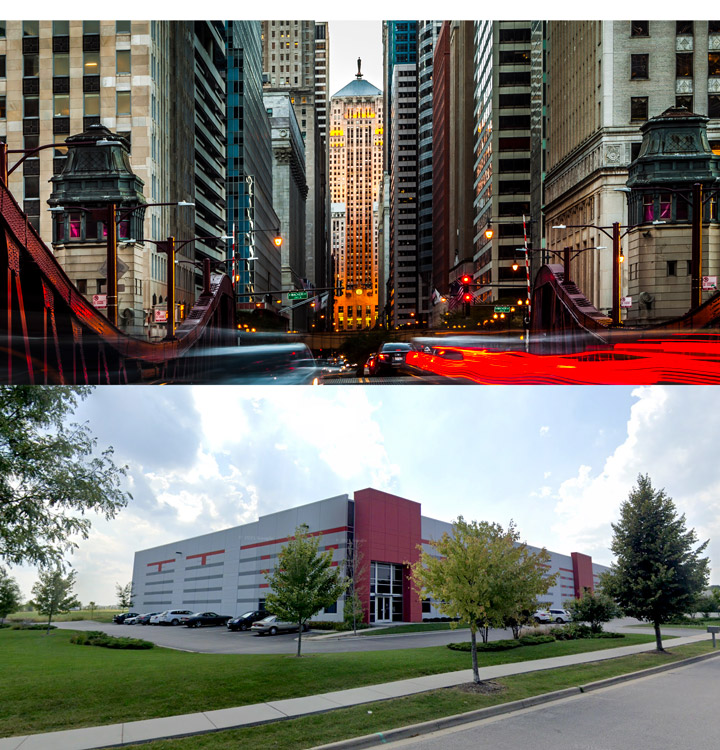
[
  {"x1": 0, "y1": 623, "x2": 11, "y2": 629},
  {"x1": 11, "y1": 623, "x2": 56, "y2": 630},
  {"x1": 448, "y1": 639, "x2": 523, "y2": 653},
  {"x1": 70, "y1": 630, "x2": 153, "y2": 650},
  {"x1": 549, "y1": 623, "x2": 593, "y2": 640},
  {"x1": 518, "y1": 634, "x2": 555, "y2": 645},
  {"x1": 592, "y1": 631, "x2": 624, "y2": 639},
  {"x1": 308, "y1": 620, "x2": 338, "y2": 631}
]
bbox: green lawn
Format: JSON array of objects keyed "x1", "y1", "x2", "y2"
[
  {"x1": 120, "y1": 641, "x2": 717, "y2": 750},
  {"x1": 7, "y1": 608, "x2": 122, "y2": 624},
  {"x1": 1, "y1": 628, "x2": 660, "y2": 737},
  {"x1": 360, "y1": 621, "x2": 462, "y2": 635}
]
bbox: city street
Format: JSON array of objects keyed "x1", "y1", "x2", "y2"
[{"x1": 373, "y1": 654, "x2": 720, "y2": 750}]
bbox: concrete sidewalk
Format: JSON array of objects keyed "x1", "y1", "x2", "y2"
[{"x1": 0, "y1": 633, "x2": 711, "y2": 750}]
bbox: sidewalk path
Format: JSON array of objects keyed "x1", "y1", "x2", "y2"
[{"x1": 0, "y1": 633, "x2": 710, "y2": 750}]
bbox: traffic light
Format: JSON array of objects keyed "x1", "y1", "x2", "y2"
[{"x1": 461, "y1": 275, "x2": 472, "y2": 303}]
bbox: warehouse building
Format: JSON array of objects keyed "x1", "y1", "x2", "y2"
[{"x1": 131, "y1": 488, "x2": 608, "y2": 623}]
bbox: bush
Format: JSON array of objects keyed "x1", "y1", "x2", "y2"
[
  {"x1": 0, "y1": 623, "x2": 11, "y2": 629},
  {"x1": 592, "y1": 631, "x2": 625, "y2": 639},
  {"x1": 549, "y1": 623, "x2": 593, "y2": 640},
  {"x1": 518, "y1": 634, "x2": 555, "y2": 645},
  {"x1": 11, "y1": 623, "x2": 56, "y2": 630},
  {"x1": 448, "y1": 639, "x2": 522, "y2": 653},
  {"x1": 308, "y1": 621, "x2": 338, "y2": 631},
  {"x1": 70, "y1": 630, "x2": 153, "y2": 650}
]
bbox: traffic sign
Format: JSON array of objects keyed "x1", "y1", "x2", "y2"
[
  {"x1": 703, "y1": 276, "x2": 717, "y2": 291},
  {"x1": 288, "y1": 291, "x2": 308, "y2": 300},
  {"x1": 154, "y1": 309, "x2": 168, "y2": 323},
  {"x1": 91, "y1": 294, "x2": 107, "y2": 309},
  {"x1": 494, "y1": 305, "x2": 511, "y2": 313},
  {"x1": 621, "y1": 296, "x2": 632, "y2": 308}
]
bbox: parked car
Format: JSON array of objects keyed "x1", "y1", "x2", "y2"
[
  {"x1": 185, "y1": 611, "x2": 232, "y2": 628},
  {"x1": 250, "y1": 615, "x2": 309, "y2": 636},
  {"x1": 123, "y1": 614, "x2": 142, "y2": 625},
  {"x1": 112, "y1": 611, "x2": 140, "y2": 624},
  {"x1": 150, "y1": 609, "x2": 194, "y2": 626},
  {"x1": 227, "y1": 610, "x2": 266, "y2": 632},
  {"x1": 533, "y1": 608, "x2": 571, "y2": 624},
  {"x1": 135, "y1": 612, "x2": 160, "y2": 626},
  {"x1": 373, "y1": 342, "x2": 416, "y2": 376}
]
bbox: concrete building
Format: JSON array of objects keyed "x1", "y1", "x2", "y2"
[
  {"x1": 388, "y1": 64, "x2": 419, "y2": 328},
  {"x1": 264, "y1": 92, "x2": 308, "y2": 329},
  {"x1": 132, "y1": 488, "x2": 608, "y2": 624},
  {"x1": 544, "y1": 21, "x2": 720, "y2": 318},
  {"x1": 225, "y1": 22, "x2": 282, "y2": 319},
  {"x1": 472, "y1": 21, "x2": 533, "y2": 307},
  {"x1": 329, "y1": 64, "x2": 384, "y2": 331}
]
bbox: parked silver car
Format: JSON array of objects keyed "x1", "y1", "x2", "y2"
[{"x1": 250, "y1": 615, "x2": 308, "y2": 636}]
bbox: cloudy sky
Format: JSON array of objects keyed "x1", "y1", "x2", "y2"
[{"x1": 7, "y1": 385, "x2": 719, "y2": 604}]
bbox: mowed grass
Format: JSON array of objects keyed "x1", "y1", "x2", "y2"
[
  {"x1": 7, "y1": 608, "x2": 122, "y2": 624},
  {"x1": 121, "y1": 640, "x2": 718, "y2": 750},
  {"x1": 1, "y1": 628, "x2": 660, "y2": 737}
]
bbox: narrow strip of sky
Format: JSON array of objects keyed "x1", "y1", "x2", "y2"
[{"x1": 328, "y1": 21, "x2": 383, "y2": 98}]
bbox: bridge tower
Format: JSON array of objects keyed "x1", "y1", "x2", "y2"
[
  {"x1": 625, "y1": 107, "x2": 720, "y2": 324},
  {"x1": 48, "y1": 124, "x2": 147, "y2": 336}
]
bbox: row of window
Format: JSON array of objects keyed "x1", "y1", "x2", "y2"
[
  {"x1": 631, "y1": 21, "x2": 720, "y2": 37},
  {"x1": 630, "y1": 52, "x2": 720, "y2": 79},
  {"x1": 630, "y1": 94, "x2": 720, "y2": 121},
  {"x1": 14, "y1": 21, "x2": 132, "y2": 36},
  {"x1": 14, "y1": 91, "x2": 132, "y2": 118}
]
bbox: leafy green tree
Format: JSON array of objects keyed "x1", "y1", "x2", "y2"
[
  {"x1": 265, "y1": 525, "x2": 348, "y2": 656},
  {"x1": 602, "y1": 474, "x2": 710, "y2": 651},
  {"x1": 565, "y1": 589, "x2": 621, "y2": 633},
  {"x1": 87, "y1": 601, "x2": 97, "y2": 620},
  {"x1": 0, "y1": 387, "x2": 131, "y2": 569},
  {"x1": 0, "y1": 570, "x2": 22, "y2": 622},
  {"x1": 31, "y1": 568, "x2": 80, "y2": 633},
  {"x1": 411, "y1": 517, "x2": 557, "y2": 683},
  {"x1": 693, "y1": 593, "x2": 718, "y2": 618},
  {"x1": 115, "y1": 582, "x2": 135, "y2": 609}
]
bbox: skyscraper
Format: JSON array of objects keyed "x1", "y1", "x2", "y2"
[{"x1": 329, "y1": 62, "x2": 384, "y2": 331}]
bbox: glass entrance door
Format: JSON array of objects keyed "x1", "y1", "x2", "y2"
[{"x1": 376, "y1": 596, "x2": 392, "y2": 622}]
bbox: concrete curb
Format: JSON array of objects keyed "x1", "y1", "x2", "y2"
[{"x1": 310, "y1": 648, "x2": 720, "y2": 750}]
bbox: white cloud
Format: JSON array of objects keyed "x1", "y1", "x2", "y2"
[{"x1": 540, "y1": 426, "x2": 550, "y2": 435}]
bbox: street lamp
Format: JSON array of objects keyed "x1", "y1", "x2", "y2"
[
  {"x1": 0, "y1": 139, "x2": 107, "y2": 186},
  {"x1": 50, "y1": 201, "x2": 194, "y2": 326}
]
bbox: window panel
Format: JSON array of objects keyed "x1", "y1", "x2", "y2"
[
  {"x1": 630, "y1": 54, "x2": 649, "y2": 79},
  {"x1": 53, "y1": 94, "x2": 70, "y2": 117},
  {"x1": 84, "y1": 92, "x2": 99, "y2": 116},
  {"x1": 83, "y1": 51, "x2": 100, "y2": 74},
  {"x1": 53, "y1": 21, "x2": 69, "y2": 35},
  {"x1": 631, "y1": 21, "x2": 649, "y2": 36},
  {"x1": 631, "y1": 96, "x2": 648, "y2": 122},
  {"x1": 54, "y1": 54, "x2": 69, "y2": 76},
  {"x1": 116, "y1": 90, "x2": 131, "y2": 115},
  {"x1": 116, "y1": 50, "x2": 131, "y2": 75},
  {"x1": 116, "y1": 21, "x2": 131, "y2": 33},
  {"x1": 676, "y1": 53, "x2": 693, "y2": 77},
  {"x1": 23, "y1": 54, "x2": 39, "y2": 77}
]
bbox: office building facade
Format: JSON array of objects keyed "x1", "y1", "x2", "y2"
[{"x1": 132, "y1": 488, "x2": 608, "y2": 624}]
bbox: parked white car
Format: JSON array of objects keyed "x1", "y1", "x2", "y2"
[
  {"x1": 150, "y1": 609, "x2": 193, "y2": 626},
  {"x1": 533, "y1": 608, "x2": 571, "y2": 624}
]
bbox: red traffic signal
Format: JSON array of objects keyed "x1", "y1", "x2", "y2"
[
  {"x1": 463, "y1": 292, "x2": 473, "y2": 303},
  {"x1": 461, "y1": 274, "x2": 472, "y2": 285}
]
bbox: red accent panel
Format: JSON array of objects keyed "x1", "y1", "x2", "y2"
[
  {"x1": 259, "y1": 583, "x2": 269, "y2": 589},
  {"x1": 186, "y1": 549, "x2": 225, "y2": 566},
  {"x1": 354, "y1": 488, "x2": 423, "y2": 624},
  {"x1": 571, "y1": 552, "x2": 594, "y2": 597},
  {"x1": 260, "y1": 569, "x2": 269, "y2": 574},
  {"x1": 240, "y1": 526, "x2": 349, "y2": 550},
  {"x1": 421, "y1": 539, "x2": 431, "y2": 545},
  {"x1": 147, "y1": 559, "x2": 175, "y2": 572},
  {"x1": 559, "y1": 567, "x2": 574, "y2": 573},
  {"x1": 325, "y1": 544, "x2": 339, "y2": 550},
  {"x1": 331, "y1": 561, "x2": 338, "y2": 567},
  {"x1": 260, "y1": 555, "x2": 271, "y2": 560}
]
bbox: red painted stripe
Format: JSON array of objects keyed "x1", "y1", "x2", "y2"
[
  {"x1": 421, "y1": 539, "x2": 431, "y2": 545},
  {"x1": 260, "y1": 569, "x2": 269, "y2": 574},
  {"x1": 260, "y1": 554, "x2": 271, "y2": 560},
  {"x1": 325, "y1": 544, "x2": 339, "y2": 550},
  {"x1": 186, "y1": 549, "x2": 225, "y2": 565},
  {"x1": 147, "y1": 559, "x2": 175, "y2": 572},
  {"x1": 559, "y1": 567, "x2": 573, "y2": 573},
  {"x1": 240, "y1": 526, "x2": 349, "y2": 550},
  {"x1": 259, "y1": 583, "x2": 269, "y2": 589},
  {"x1": 331, "y1": 561, "x2": 338, "y2": 567}
]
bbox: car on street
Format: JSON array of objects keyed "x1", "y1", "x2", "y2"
[
  {"x1": 112, "y1": 611, "x2": 140, "y2": 624},
  {"x1": 373, "y1": 342, "x2": 416, "y2": 376},
  {"x1": 533, "y1": 608, "x2": 571, "y2": 623},
  {"x1": 150, "y1": 609, "x2": 194, "y2": 626},
  {"x1": 227, "y1": 610, "x2": 266, "y2": 632},
  {"x1": 185, "y1": 611, "x2": 232, "y2": 628},
  {"x1": 134, "y1": 612, "x2": 160, "y2": 626},
  {"x1": 364, "y1": 353, "x2": 377, "y2": 376},
  {"x1": 123, "y1": 614, "x2": 142, "y2": 625},
  {"x1": 250, "y1": 615, "x2": 309, "y2": 636}
]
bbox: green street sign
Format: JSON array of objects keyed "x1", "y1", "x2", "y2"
[
  {"x1": 288, "y1": 291, "x2": 308, "y2": 300},
  {"x1": 494, "y1": 305, "x2": 511, "y2": 313}
]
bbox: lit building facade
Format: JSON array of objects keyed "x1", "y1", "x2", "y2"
[
  {"x1": 132, "y1": 488, "x2": 609, "y2": 624},
  {"x1": 329, "y1": 66, "x2": 384, "y2": 331}
]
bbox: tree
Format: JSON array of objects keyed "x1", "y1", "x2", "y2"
[
  {"x1": 565, "y1": 589, "x2": 621, "y2": 633},
  {"x1": 0, "y1": 570, "x2": 22, "y2": 622},
  {"x1": 411, "y1": 517, "x2": 557, "y2": 684},
  {"x1": 693, "y1": 593, "x2": 718, "y2": 619},
  {"x1": 343, "y1": 536, "x2": 367, "y2": 634},
  {"x1": 0, "y1": 387, "x2": 131, "y2": 569},
  {"x1": 264, "y1": 525, "x2": 348, "y2": 656},
  {"x1": 602, "y1": 474, "x2": 710, "y2": 652},
  {"x1": 116, "y1": 582, "x2": 135, "y2": 609},
  {"x1": 31, "y1": 568, "x2": 79, "y2": 633},
  {"x1": 87, "y1": 601, "x2": 97, "y2": 620}
]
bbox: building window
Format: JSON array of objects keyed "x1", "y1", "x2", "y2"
[
  {"x1": 116, "y1": 21, "x2": 131, "y2": 34},
  {"x1": 83, "y1": 21, "x2": 100, "y2": 34},
  {"x1": 667, "y1": 260, "x2": 678, "y2": 276},
  {"x1": 643, "y1": 194, "x2": 654, "y2": 222},
  {"x1": 116, "y1": 50, "x2": 131, "y2": 75},
  {"x1": 710, "y1": 54, "x2": 720, "y2": 77},
  {"x1": 631, "y1": 21, "x2": 649, "y2": 37},
  {"x1": 53, "y1": 94, "x2": 70, "y2": 117},
  {"x1": 710, "y1": 21, "x2": 720, "y2": 34},
  {"x1": 84, "y1": 51, "x2": 99, "y2": 74},
  {"x1": 676, "y1": 21, "x2": 693, "y2": 35},
  {"x1": 24, "y1": 96, "x2": 39, "y2": 118},
  {"x1": 54, "y1": 53, "x2": 69, "y2": 76},
  {"x1": 709, "y1": 95, "x2": 720, "y2": 118},
  {"x1": 0, "y1": 55, "x2": 5, "y2": 78},
  {"x1": 23, "y1": 54, "x2": 39, "y2": 77},
  {"x1": 23, "y1": 21, "x2": 39, "y2": 37},
  {"x1": 676, "y1": 95, "x2": 693, "y2": 111},
  {"x1": 0, "y1": 21, "x2": 5, "y2": 37},
  {"x1": 676, "y1": 53, "x2": 693, "y2": 77},
  {"x1": 0, "y1": 95, "x2": 5, "y2": 119},
  {"x1": 117, "y1": 91, "x2": 131, "y2": 115},
  {"x1": 324, "y1": 601, "x2": 337, "y2": 614},
  {"x1": 631, "y1": 97, "x2": 648, "y2": 122},
  {"x1": 630, "y1": 54, "x2": 649, "y2": 79},
  {"x1": 84, "y1": 93, "x2": 100, "y2": 116},
  {"x1": 53, "y1": 21, "x2": 69, "y2": 36}
]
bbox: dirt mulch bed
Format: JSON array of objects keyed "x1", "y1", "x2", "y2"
[{"x1": 454, "y1": 680, "x2": 506, "y2": 696}]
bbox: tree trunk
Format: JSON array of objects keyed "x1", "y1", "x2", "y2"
[
  {"x1": 45, "y1": 609, "x2": 54, "y2": 635},
  {"x1": 470, "y1": 628, "x2": 480, "y2": 684},
  {"x1": 654, "y1": 621, "x2": 664, "y2": 651},
  {"x1": 296, "y1": 620, "x2": 303, "y2": 657}
]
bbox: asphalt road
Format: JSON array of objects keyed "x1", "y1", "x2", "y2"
[
  {"x1": 375, "y1": 653, "x2": 720, "y2": 749},
  {"x1": 53, "y1": 619, "x2": 701, "y2": 656}
]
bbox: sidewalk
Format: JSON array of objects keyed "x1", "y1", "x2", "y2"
[{"x1": 0, "y1": 632, "x2": 711, "y2": 750}]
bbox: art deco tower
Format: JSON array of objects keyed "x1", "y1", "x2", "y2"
[{"x1": 329, "y1": 60, "x2": 384, "y2": 331}]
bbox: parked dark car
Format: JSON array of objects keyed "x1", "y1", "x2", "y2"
[
  {"x1": 374, "y1": 342, "x2": 416, "y2": 375},
  {"x1": 113, "y1": 611, "x2": 140, "y2": 624},
  {"x1": 185, "y1": 611, "x2": 232, "y2": 628},
  {"x1": 135, "y1": 612, "x2": 160, "y2": 625},
  {"x1": 227, "y1": 610, "x2": 266, "y2": 632}
]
